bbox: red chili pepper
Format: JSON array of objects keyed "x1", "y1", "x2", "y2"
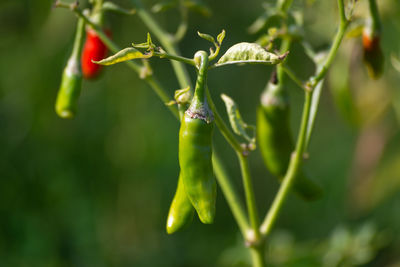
[
  {"x1": 81, "y1": 28, "x2": 111, "y2": 79},
  {"x1": 362, "y1": 30, "x2": 384, "y2": 79}
]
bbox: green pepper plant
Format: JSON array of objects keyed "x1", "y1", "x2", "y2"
[{"x1": 53, "y1": 0, "x2": 381, "y2": 266}]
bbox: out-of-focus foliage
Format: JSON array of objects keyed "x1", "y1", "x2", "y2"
[
  {"x1": 0, "y1": 0, "x2": 400, "y2": 266},
  {"x1": 219, "y1": 223, "x2": 390, "y2": 267}
]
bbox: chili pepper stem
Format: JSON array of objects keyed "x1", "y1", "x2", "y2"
[
  {"x1": 55, "y1": 16, "x2": 85, "y2": 118},
  {"x1": 367, "y1": 0, "x2": 381, "y2": 37},
  {"x1": 250, "y1": 246, "x2": 266, "y2": 267},
  {"x1": 212, "y1": 151, "x2": 249, "y2": 236},
  {"x1": 238, "y1": 153, "x2": 261, "y2": 242},
  {"x1": 310, "y1": 0, "x2": 348, "y2": 87}
]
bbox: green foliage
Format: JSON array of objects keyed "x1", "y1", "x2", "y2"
[
  {"x1": 216, "y1": 42, "x2": 288, "y2": 67},
  {"x1": 1, "y1": 0, "x2": 400, "y2": 266}
]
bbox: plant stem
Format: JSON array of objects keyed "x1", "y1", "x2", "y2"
[
  {"x1": 250, "y1": 246, "x2": 266, "y2": 267},
  {"x1": 260, "y1": 0, "x2": 349, "y2": 238},
  {"x1": 212, "y1": 151, "x2": 249, "y2": 236},
  {"x1": 238, "y1": 153, "x2": 260, "y2": 242},
  {"x1": 206, "y1": 89, "x2": 261, "y2": 243},
  {"x1": 260, "y1": 90, "x2": 312, "y2": 236},
  {"x1": 310, "y1": 0, "x2": 348, "y2": 87},
  {"x1": 70, "y1": 17, "x2": 85, "y2": 60},
  {"x1": 145, "y1": 76, "x2": 180, "y2": 119},
  {"x1": 368, "y1": 0, "x2": 382, "y2": 36},
  {"x1": 282, "y1": 66, "x2": 307, "y2": 91},
  {"x1": 206, "y1": 83, "x2": 263, "y2": 259},
  {"x1": 93, "y1": 0, "x2": 104, "y2": 25},
  {"x1": 174, "y1": 0, "x2": 188, "y2": 42},
  {"x1": 207, "y1": 87, "x2": 261, "y2": 262},
  {"x1": 153, "y1": 52, "x2": 195, "y2": 67},
  {"x1": 130, "y1": 0, "x2": 192, "y2": 90},
  {"x1": 276, "y1": 38, "x2": 291, "y2": 78}
]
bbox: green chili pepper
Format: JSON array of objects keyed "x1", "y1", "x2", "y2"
[
  {"x1": 257, "y1": 72, "x2": 322, "y2": 200},
  {"x1": 55, "y1": 18, "x2": 85, "y2": 119},
  {"x1": 166, "y1": 174, "x2": 194, "y2": 234},
  {"x1": 179, "y1": 51, "x2": 216, "y2": 224}
]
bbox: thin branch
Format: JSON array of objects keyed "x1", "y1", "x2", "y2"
[
  {"x1": 310, "y1": 0, "x2": 348, "y2": 88},
  {"x1": 282, "y1": 66, "x2": 307, "y2": 91},
  {"x1": 238, "y1": 153, "x2": 261, "y2": 243},
  {"x1": 153, "y1": 51, "x2": 195, "y2": 66}
]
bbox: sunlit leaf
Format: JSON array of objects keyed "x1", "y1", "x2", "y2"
[
  {"x1": 306, "y1": 80, "x2": 323, "y2": 148},
  {"x1": 221, "y1": 94, "x2": 255, "y2": 145},
  {"x1": 197, "y1": 31, "x2": 215, "y2": 44},
  {"x1": 94, "y1": 47, "x2": 153, "y2": 66},
  {"x1": 215, "y1": 42, "x2": 288, "y2": 67},
  {"x1": 217, "y1": 29, "x2": 226, "y2": 45}
]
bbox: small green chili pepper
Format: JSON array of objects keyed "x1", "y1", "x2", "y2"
[
  {"x1": 179, "y1": 50, "x2": 216, "y2": 224},
  {"x1": 166, "y1": 174, "x2": 194, "y2": 234},
  {"x1": 257, "y1": 72, "x2": 322, "y2": 200},
  {"x1": 55, "y1": 17, "x2": 85, "y2": 119}
]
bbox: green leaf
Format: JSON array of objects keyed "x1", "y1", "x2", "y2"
[
  {"x1": 94, "y1": 47, "x2": 153, "y2": 66},
  {"x1": 391, "y1": 53, "x2": 400, "y2": 73},
  {"x1": 197, "y1": 31, "x2": 215, "y2": 44},
  {"x1": 345, "y1": 21, "x2": 363, "y2": 38},
  {"x1": 221, "y1": 94, "x2": 255, "y2": 145},
  {"x1": 305, "y1": 80, "x2": 323, "y2": 148},
  {"x1": 215, "y1": 42, "x2": 288, "y2": 67},
  {"x1": 147, "y1": 33, "x2": 153, "y2": 46},
  {"x1": 174, "y1": 86, "x2": 191, "y2": 105},
  {"x1": 217, "y1": 29, "x2": 226, "y2": 45},
  {"x1": 132, "y1": 33, "x2": 156, "y2": 50}
]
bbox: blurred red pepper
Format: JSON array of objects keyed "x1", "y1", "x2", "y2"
[
  {"x1": 81, "y1": 28, "x2": 111, "y2": 79},
  {"x1": 362, "y1": 31, "x2": 384, "y2": 80}
]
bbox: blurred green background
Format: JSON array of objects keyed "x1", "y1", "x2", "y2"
[{"x1": 1, "y1": 0, "x2": 400, "y2": 266}]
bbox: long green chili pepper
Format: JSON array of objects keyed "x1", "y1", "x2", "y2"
[
  {"x1": 55, "y1": 17, "x2": 85, "y2": 119},
  {"x1": 166, "y1": 174, "x2": 195, "y2": 234},
  {"x1": 178, "y1": 50, "x2": 216, "y2": 224},
  {"x1": 257, "y1": 72, "x2": 322, "y2": 200}
]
